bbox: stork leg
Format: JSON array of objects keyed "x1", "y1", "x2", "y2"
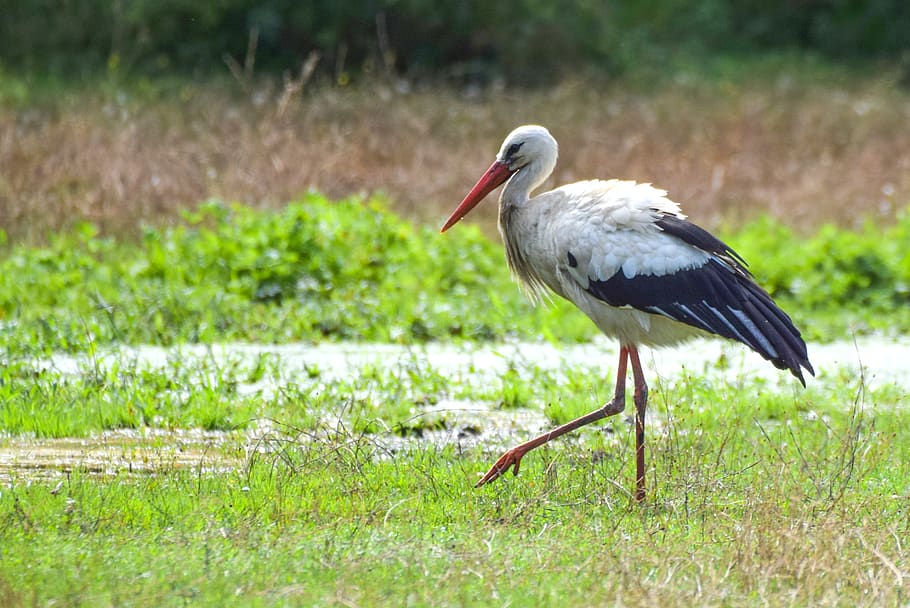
[
  {"x1": 628, "y1": 346, "x2": 649, "y2": 501},
  {"x1": 475, "y1": 346, "x2": 630, "y2": 488}
]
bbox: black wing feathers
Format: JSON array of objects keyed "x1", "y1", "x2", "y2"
[
  {"x1": 584, "y1": 213, "x2": 813, "y2": 385},
  {"x1": 654, "y1": 213, "x2": 750, "y2": 271}
]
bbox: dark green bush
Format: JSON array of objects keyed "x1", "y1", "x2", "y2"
[
  {"x1": 731, "y1": 213, "x2": 910, "y2": 336},
  {"x1": 0, "y1": 193, "x2": 909, "y2": 355},
  {"x1": 0, "y1": 194, "x2": 591, "y2": 353},
  {"x1": 1, "y1": 1, "x2": 908, "y2": 82}
]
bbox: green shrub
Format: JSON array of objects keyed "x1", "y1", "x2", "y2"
[
  {"x1": 2, "y1": 2, "x2": 908, "y2": 82},
  {"x1": 0, "y1": 193, "x2": 908, "y2": 355},
  {"x1": 731, "y1": 213, "x2": 910, "y2": 337},
  {"x1": 0, "y1": 193, "x2": 590, "y2": 353}
]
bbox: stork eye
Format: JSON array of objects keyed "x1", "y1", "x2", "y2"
[{"x1": 506, "y1": 142, "x2": 524, "y2": 157}]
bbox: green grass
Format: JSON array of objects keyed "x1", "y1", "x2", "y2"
[
  {"x1": 0, "y1": 346, "x2": 607, "y2": 438},
  {"x1": 0, "y1": 359, "x2": 907, "y2": 606},
  {"x1": 1, "y1": 196, "x2": 909, "y2": 605}
]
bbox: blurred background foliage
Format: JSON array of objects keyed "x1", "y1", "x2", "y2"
[{"x1": 2, "y1": 1, "x2": 909, "y2": 83}]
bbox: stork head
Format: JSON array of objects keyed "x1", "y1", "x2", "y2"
[{"x1": 441, "y1": 125, "x2": 558, "y2": 232}]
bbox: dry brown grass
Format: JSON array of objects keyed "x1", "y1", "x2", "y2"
[{"x1": 2, "y1": 74, "x2": 910, "y2": 240}]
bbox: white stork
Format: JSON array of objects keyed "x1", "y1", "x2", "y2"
[{"x1": 441, "y1": 125, "x2": 814, "y2": 501}]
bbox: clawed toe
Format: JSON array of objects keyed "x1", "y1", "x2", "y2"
[{"x1": 475, "y1": 449, "x2": 525, "y2": 487}]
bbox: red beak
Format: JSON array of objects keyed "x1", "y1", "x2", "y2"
[{"x1": 440, "y1": 160, "x2": 516, "y2": 233}]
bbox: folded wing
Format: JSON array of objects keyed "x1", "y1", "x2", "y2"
[{"x1": 562, "y1": 212, "x2": 814, "y2": 385}]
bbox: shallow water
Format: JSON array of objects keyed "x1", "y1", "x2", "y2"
[
  {"x1": 39, "y1": 334, "x2": 910, "y2": 389},
  {"x1": 5, "y1": 336, "x2": 907, "y2": 482},
  {"x1": 0, "y1": 428, "x2": 240, "y2": 482},
  {"x1": 0, "y1": 401, "x2": 565, "y2": 484}
]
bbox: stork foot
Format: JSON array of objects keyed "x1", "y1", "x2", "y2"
[{"x1": 475, "y1": 447, "x2": 528, "y2": 487}]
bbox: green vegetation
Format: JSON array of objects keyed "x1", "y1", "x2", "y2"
[
  {"x1": 0, "y1": 357, "x2": 907, "y2": 605},
  {"x1": 3, "y1": 1, "x2": 908, "y2": 82},
  {"x1": 0, "y1": 194, "x2": 587, "y2": 354},
  {"x1": 729, "y1": 214, "x2": 910, "y2": 338},
  {"x1": 1, "y1": 196, "x2": 909, "y2": 605},
  {"x1": 5, "y1": 8, "x2": 910, "y2": 601},
  {"x1": 0, "y1": 194, "x2": 908, "y2": 358}
]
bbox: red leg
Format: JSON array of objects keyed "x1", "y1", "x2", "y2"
[
  {"x1": 475, "y1": 346, "x2": 629, "y2": 487},
  {"x1": 627, "y1": 346, "x2": 649, "y2": 501}
]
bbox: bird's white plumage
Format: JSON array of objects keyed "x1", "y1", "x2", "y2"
[
  {"x1": 498, "y1": 175, "x2": 716, "y2": 344},
  {"x1": 554, "y1": 204, "x2": 712, "y2": 282},
  {"x1": 448, "y1": 124, "x2": 812, "y2": 494},
  {"x1": 485, "y1": 125, "x2": 812, "y2": 372},
  {"x1": 491, "y1": 130, "x2": 721, "y2": 346},
  {"x1": 553, "y1": 179, "x2": 678, "y2": 230},
  {"x1": 510, "y1": 178, "x2": 709, "y2": 276}
]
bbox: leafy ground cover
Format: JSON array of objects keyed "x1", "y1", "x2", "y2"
[
  {"x1": 0, "y1": 194, "x2": 908, "y2": 357},
  {"x1": 3, "y1": 53, "x2": 910, "y2": 605},
  {"x1": 0, "y1": 197, "x2": 908, "y2": 605}
]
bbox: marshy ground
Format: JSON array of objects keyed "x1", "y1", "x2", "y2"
[
  {"x1": 1, "y1": 64, "x2": 909, "y2": 605},
  {"x1": 3, "y1": 335, "x2": 908, "y2": 483},
  {"x1": 2, "y1": 335, "x2": 908, "y2": 606}
]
